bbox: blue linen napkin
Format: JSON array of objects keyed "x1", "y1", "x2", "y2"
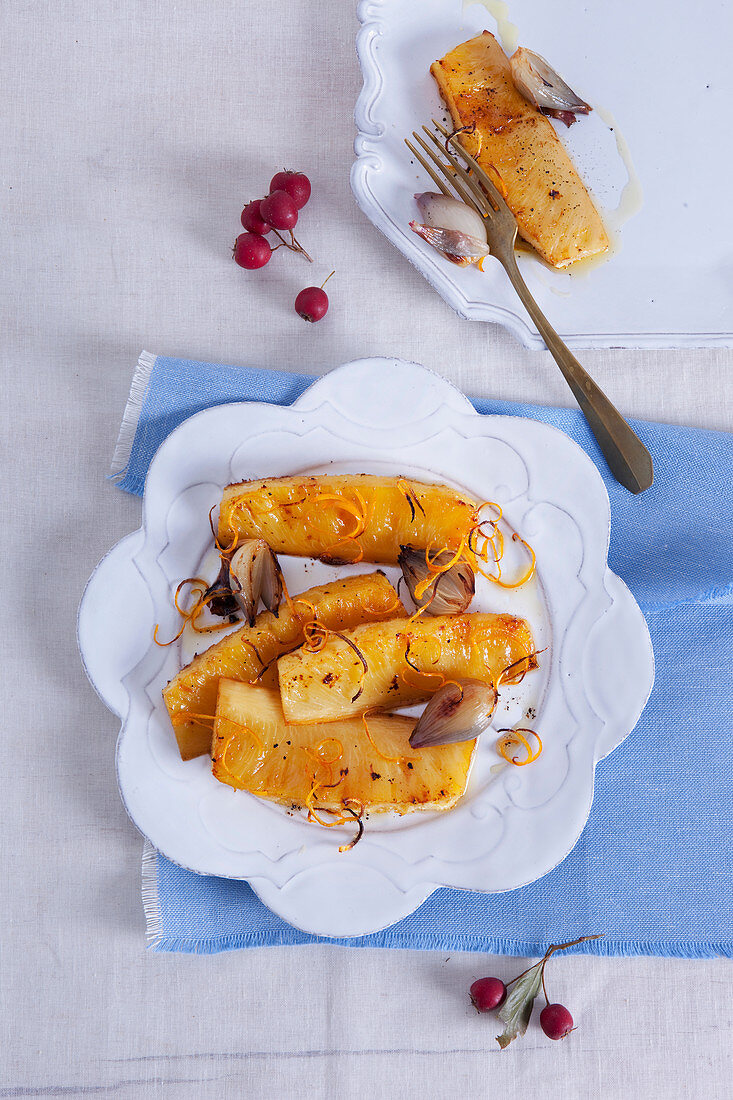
[{"x1": 116, "y1": 353, "x2": 733, "y2": 956}]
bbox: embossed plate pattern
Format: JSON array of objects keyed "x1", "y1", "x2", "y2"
[{"x1": 78, "y1": 358, "x2": 654, "y2": 936}]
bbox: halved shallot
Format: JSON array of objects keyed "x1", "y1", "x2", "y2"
[
  {"x1": 228, "y1": 539, "x2": 283, "y2": 626},
  {"x1": 509, "y1": 48, "x2": 591, "y2": 127},
  {"x1": 410, "y1": 192, "x2": 490, "y2": 266},
  {"x1": 409, "y1": 678, "x2": 498, "y2": 749}
]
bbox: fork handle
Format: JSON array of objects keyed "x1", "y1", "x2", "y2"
[{"x1": 501, "y1": 253, "x2": 654, "y2": 494}]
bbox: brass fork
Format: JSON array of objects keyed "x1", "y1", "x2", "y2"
[{"x1": 405, "y1": 121, "x2": 654, "y2": 494}]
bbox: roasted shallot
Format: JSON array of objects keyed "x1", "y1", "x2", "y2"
[
  {"x1": 410, "y1": 192, "x2": 490, "y2": 266},
  {"x1": 509, "y1": 48, "x2": 591, "y2": 127},
  {"x1": 398, "y1": 544, "x2": 475, "y2": 615},
  {"x1": 409, "y1": 678, "x2": 498, "y2": 749},
  {"x1": 228, "y1": 539, "x2": 283, "y2": 626}
]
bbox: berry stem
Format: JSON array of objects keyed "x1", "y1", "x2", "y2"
[
  {"x1": 504, "y1": 935, "x2": 603, "y2": 988},
  {"x1": 272, "y1": 229, "x2": 292, "y2": 250},
  {"x1": 270, "y1": 228, "x2": 312, "y2": 262},
  {"x1": 289, "y1": 229, "x2": 313, "y2": 262},
  {"x1": 542, "y1": 934, "x2": 603, "y2": 961},
  {"x1": 321, "y1": 270, "x2": 335, "y2": 289}
]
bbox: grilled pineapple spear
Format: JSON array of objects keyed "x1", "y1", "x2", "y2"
[
  {"x1": 278, "y1": 612, "x2": 537, "y2": 725},
  {"x1": 213, "y1": 682, "x2": 476, "y2": 813},
  {"x1": 218, "y1": 474, "x2": 477, "y2": 565},
  {"x1": 164, "y1": 572, "x2": 405, "y2": 760},
  {"x1": 431, "y1": 31, "x2": 609, "y2": 267}
]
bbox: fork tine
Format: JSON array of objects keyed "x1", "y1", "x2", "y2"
[
  {"x1": 420, "y1": 126, "x2": 498, "y2": 217},
  {"x1": 431, "y1": 118, "x2": 510, "y2": 213},
  {"x1": 410, "y1": 131, "x2": 483, "y2": 214},
  {"x1": 404, "y1": 139, "x2": 453, "y2": 198}
]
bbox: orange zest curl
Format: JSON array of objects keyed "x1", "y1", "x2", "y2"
[
  {"x1": 173, "y1": 577, "x2": 207, "y2": 616},
  {"x1": 400, "y1": 666, "x2": 446, "y2": 692},
  {"x1": 338, "y1": 801, "x2": 365, "y2": 853},
  {"x1": 399, "y1": 637, "x2": 446, "y2": 693},
  {"x1": 397, "y1": 478, "x2": 426, "y2": 524},
  {"x1": 496, "y1": 728, "x2": 543, "y2": 766},
  {"x1": 462, "y1": 502, "x2": 535, "y2": 590},
  {"x1": 153, "y1": 621, "x2": 187, "y2": 647},
  {"x1": 208, "y1": 506, "x2": 239, "y2": 557},
  {"x1": 497, "y1": 649, "x2": 544, "y2": 687},
  {"x1": 313, "y1": 490, "x2": 369, "y2": 539},
  {"x1": 362, "y1": 709, "x2": 413, "y2": 764},
  {"x1": 413, "y1": 536, "x2": 469, "y2": 601},
  {"x1": 305, "y1": 774, "x2": 346, "y2": 825},
  {"x1": 292, "y1": 622, "x2": 369, "y2": 702},
  {"x1": 206, "y1": 506, "x2": 238, "y2": 558},
  {"x1": 215, "y1": 713, "x2": 265, "y2": 753},
  {"x1": 304, "y1": 738, "x2": 344, "y2": 767},
  {"x1": 362, "y1": 592, "x2": 403, "y2": 618},
  {"x1": 310, "y1": 490, "x2": 370, "y2": 564},
  {"x1": 214, "y1": 503, "x2": 242, "y2": 555},
  {"x1": 304, "y1": 789, "x2": 365, "y2": 853},
  {"x1": 407, "y1": 603, "x2": 430, "y2": 624},
  {"x1": 154, "y1": 577, "x2": 237, "y2": 646},
  {"x1": 293, "y1": 597, "x2": 317, "y2": 623},
  {"x1": 490, "y1": 533, "x2": 536, "y2": 590},
  {"x1": 302, "y1": 619, "x2": 329, "y2": 652},
  {"x1": 280, "y1": 583, "x2": 325, "y2": 641}
]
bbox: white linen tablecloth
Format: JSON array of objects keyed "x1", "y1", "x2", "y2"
[{"x1": 1, "y1": 1, "x2": 731, "y2": 1096}]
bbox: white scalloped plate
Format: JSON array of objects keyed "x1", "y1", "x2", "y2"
[
  {"x1": 351, "y1": 0, "x2": 733, "y2": 348},
  {"x1": 78, "y1": 358, "x2": 654, "y2": 937}
]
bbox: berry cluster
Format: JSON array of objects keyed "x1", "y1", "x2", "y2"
[
  {"x1": 471, "y1": 976, "x2": 574, "y2": 1039},
  {"x1": 233, "y1": 170, "x2": 331, "y2": 322},
  {"x1": 469, "y1": 935, "x2": 599, "y2": 1049}
]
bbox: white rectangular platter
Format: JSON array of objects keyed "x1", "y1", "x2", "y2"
[{"x1": 352, "y1": 0, "x2": 733, "y2": 348}]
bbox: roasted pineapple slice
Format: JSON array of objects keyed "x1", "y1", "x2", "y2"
[
  {"x1": 278, "y1": 612, "x2": 536, "y2": 724},
  {"x1": 164, "y1": 572, "x2": 405, "y2": 760},
  {"x1": 218, "y1": 474, "x2": 477, "y2": 565},
  {"x1": 212, "y1": 681, "x2": 476, "y2": 813},
  {"x1": 431, "y1": 31, "x2": 609, "y2": 267}
]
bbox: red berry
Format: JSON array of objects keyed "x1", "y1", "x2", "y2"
[
  {"x1": 469, "y1": 976, "x2": 507, "y2": 1013},
  {"x1": 295, "y1": 285, "x2": 329, "y2": 322},
  {"x1": 540, "y1": 1003, "x2": 574, "y2": 1040},
  {"x1": 241, "y1": 200, "x2": 270, "y2": 235},
  {"x1": 232, "y1": 232, "x2": 271, "y2": 270},
  {"x1": 260, "y1": 190, "x2": 298, "y2": 231},
  {"x1": 270, "y1": 170, "x2": 311, "y2": 209}
]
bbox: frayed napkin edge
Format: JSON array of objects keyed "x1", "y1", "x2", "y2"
[
  {"x1": 142, "y1": 839, "x2": 163, "y2": 949},
  {"x1": 110, "y1": 350, "x2": 157, "y2": 484},
  {"x1": 140, "y1": 845, "x2": 733, "y2": 959}
]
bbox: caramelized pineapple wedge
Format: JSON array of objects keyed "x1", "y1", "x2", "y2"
[
  {"x1": 164, "y1": 572, "x2": 405, "y2": 760},
  {"x1": 213, "y1": 681, "x2": 476, "y2": 813},
  {"x1": 218, "y1": 474, "x2": 477, "y2": 565},
  {"x1": 278, "y1": 612, "x2": 536, "y2": 724},
  {"x1": 431, "y1": 31, "x2": 609, "y2": 267}
]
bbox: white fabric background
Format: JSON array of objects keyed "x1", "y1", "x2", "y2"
[{"x1": 1, "y1": 1, "x2": 731, "y2": 1096}]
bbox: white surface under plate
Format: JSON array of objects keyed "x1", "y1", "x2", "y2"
[
  {"x1": 351, "y1": 0, "x2": 733, "y2": 349},
  {"x1": 78, "y1": 358, "x2": 654, "y2": 937}
]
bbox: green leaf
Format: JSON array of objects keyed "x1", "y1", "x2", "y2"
[{"x1": 496, "y1": 962, "x2": 543, "y2": 1050}]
